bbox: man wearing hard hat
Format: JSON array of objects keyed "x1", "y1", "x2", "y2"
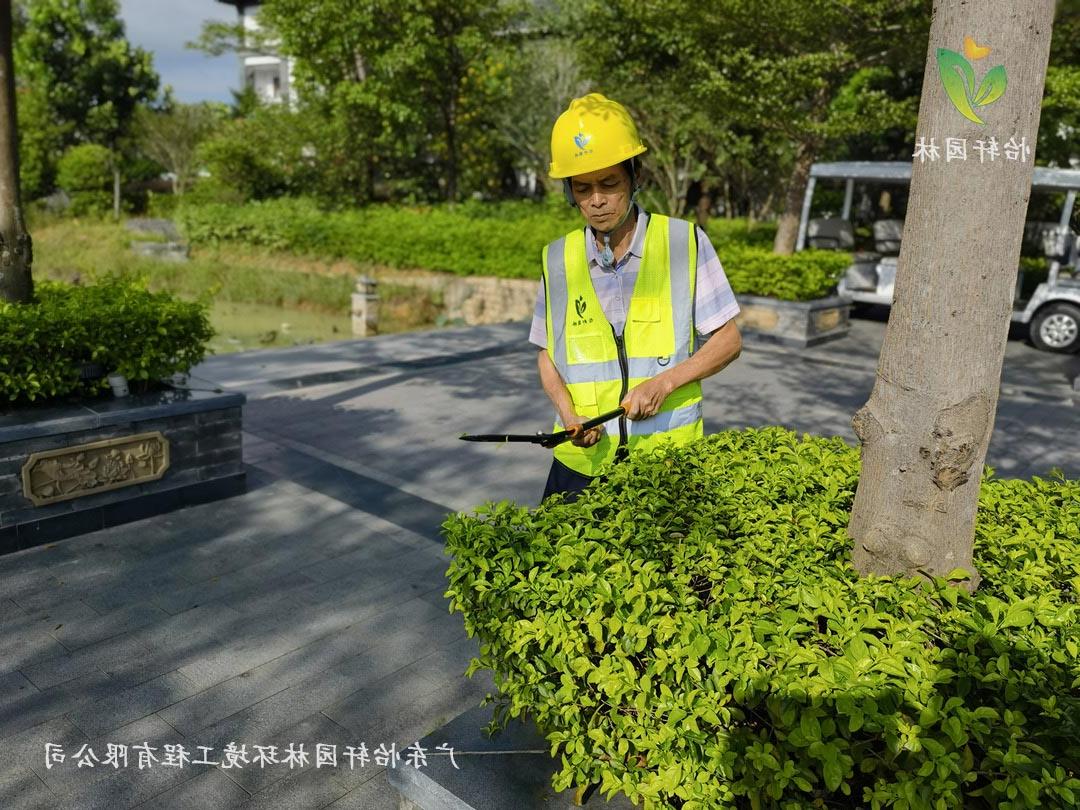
[{"x1": 530, "y1": 93, "x2": 743, "y2": 502}]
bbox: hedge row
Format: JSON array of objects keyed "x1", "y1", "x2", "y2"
[
  {"x1": 176, "y1": 198, "x2": 847, "y2": 301},
  {"x1": 0, "y1": 279, "x2": 213, "y2": 402},
  {"x1": 443, "y1": 428, "x2": 1080, "y2": 809}
]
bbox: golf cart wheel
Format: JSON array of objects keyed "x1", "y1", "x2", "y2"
[{"x1": 1030, "y1": 302, "x2": 1080, "y2": 353}]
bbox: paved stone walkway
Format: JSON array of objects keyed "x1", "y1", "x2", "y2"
[{"x1": 1, "y1": 314, "x2": 1077, "y2": 809}]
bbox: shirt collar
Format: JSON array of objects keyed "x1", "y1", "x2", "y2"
[{"x1": 585, "y1": 204, "x2": 648, "y2": 269}]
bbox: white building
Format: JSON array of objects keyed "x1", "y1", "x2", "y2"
[{"x1": 216, "y1": 0, "x2": 296, "y2": 105}]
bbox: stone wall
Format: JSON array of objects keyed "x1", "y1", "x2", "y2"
[
  {"x1": 0, "y1": 390, "x2": 245, "y2": 553},
  {"x1": 381, "y1": 271, "x2": 537, "y2": 326}
]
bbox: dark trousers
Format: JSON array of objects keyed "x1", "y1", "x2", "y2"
[
  {"x1": 541, "y1": 457, "x2": 595, "y2": 503},
  {"x1": 541, "y1": 448, "x2": 627, "y2": 504}
]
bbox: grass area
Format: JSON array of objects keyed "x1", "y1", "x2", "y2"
[{"x1": 26, "y1": 216, "x2": 445, "y2": 353}]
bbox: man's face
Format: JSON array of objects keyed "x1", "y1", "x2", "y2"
[{"x1": 570, "y1": 164, "x2": 632, "y2": 232}]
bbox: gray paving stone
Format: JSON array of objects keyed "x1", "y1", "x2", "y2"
[
  {"x1": 0, "y1": 670, "x2": 39, "y2": 711},
  {"x1": 123, "y1": 603, "x2": 245, "y2": 658},
  {"x1": 0, "y1": 632, "x2": 69, "y2": 677},
  {"x1": 0, "y1": 716, "x2": 89, "y2": 781},
  {"x1": 65, "y1": 671, "x2": 203, "y2": 739},
  {"x1": 0, "y1": 769, "x2": 57, "y2": 810},
  {"x1": 82, "y1": 572, "x2": 201, "y2": 614},
  {"x1": 296, "y1": 531, "x2": 427, "y2": 584},
  {"x1": 47, "y1": 759, "x2": 202, "y2": 810},
  {"x1": 219, "y1": 709, "x2": 360, "y2": 796},
  {"x1": 150, "y1": 569, "x2": 317, "y2": 616},
  {"x1": 193, "y1": 669, "x2": 361, "y2": 755},
  {"x1": 132, "y1": 767, "x2": 250, "y2": 809},
  {"x1": 160, "y1": 597, "x2": 457, "y2": 737},
  {"x1": 50, "y1": 602, "x2": 171, "y2": 651},
  {"x1": 0, "y1": 669, "x2": 118, "y2": 741},
  {"x1": 19, "y1": 633, "x2": 153, "y2": 690},
  {"x1": 33, "y1": 712, "x2": 180, "y2": 797},
  {"x1": 325, "y1": 772, "x2": 399, "y2": 810}
]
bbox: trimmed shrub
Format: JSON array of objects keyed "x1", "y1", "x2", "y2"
[
  {"x1": 56, "y1": 144, "x2": 113, "y2": 218},
  {"x1": 443, "y1": 428, "x2": 1080, "y2": 809},
  {"x1": 0, "y1": 279, "x2": 214, "y2": 402},
  {"x1": 719, "y1": 245, "x2": 852, "y2": 301},
  {"x1": 177, "y1": 198, "x2": 848, "y2": 300}
]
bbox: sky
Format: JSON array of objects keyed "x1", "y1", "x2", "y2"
[{"x1": 117, "y1": 0, "x2": 241, "y2": 104}]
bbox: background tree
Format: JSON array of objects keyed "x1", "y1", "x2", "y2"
[
  {"x1": 15, "y1": 0, "x2": 159, "y2": 217},
  {"x1": 0, "y1": 0, "x2": 32, "y2": 303},
  {"x1": 135, "y1": 101, "x2": 223, "y2": 196},
  {"x1": 563, "y1": 0, "x2": 927, "y2": 233},
  {"x1": 849, "y1": 0, "x2": 1057, "y2": 583}
]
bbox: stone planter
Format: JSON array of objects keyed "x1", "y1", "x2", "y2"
[
  {"x1": 0, "y1": 378, "x2": 245, "y2": 554},
  {"x1": 734, "y1": 293, "x2": 851, "y2": 348}
]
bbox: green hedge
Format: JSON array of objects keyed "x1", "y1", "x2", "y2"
[
  {"x1": 177, "y1": 197, "x2": 581, "y2": 280},
  {"x1": 443, "y1": 428, "x2": 1080, "y2": 809},
  {"x1": 0, "y1": 279, "x2": 214, "y2": 402},
  {"x1": 720, "y1": 245, "x2": 851, "y2": 301},
  {"x1": 177, "y1": 199, "x2": 846, "y2": 301}
]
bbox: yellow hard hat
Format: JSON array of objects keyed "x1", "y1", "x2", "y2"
[{"x1": 548, "y1": 93, "x2": 647, "y2": 179}]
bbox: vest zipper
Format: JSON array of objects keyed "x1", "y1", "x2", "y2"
[{"x1": 611, "y1": 325, "x2": 629, "y2": 449}]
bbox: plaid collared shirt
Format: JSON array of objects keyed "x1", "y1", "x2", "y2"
[{"x1": 529, "y1": 205, "x2": 740, "y2": 349}]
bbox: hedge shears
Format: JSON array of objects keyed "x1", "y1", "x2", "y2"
[{"x1": 459, "y1": 407, "x2": 625, "y2": 449}]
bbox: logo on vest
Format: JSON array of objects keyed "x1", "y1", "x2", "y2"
[
  {"x1": 657, "y1": 356, "x2": 671, "y2": 367},
  {"x1": 571, "y1": 295, "x2": 593, "y2": 327}
]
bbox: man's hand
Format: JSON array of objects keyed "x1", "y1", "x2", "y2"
[
  {"x1": 562, "y1": 412, "x2": 604, "y2": 447},
  {"x1": 620, "y1": 376, "x2": 673, "y2": 420}
]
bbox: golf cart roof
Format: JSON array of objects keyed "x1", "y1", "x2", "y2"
[{"x1": 810, "y1": 161, "x2": 1080, "y2": 191}]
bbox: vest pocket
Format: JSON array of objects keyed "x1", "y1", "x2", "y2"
[
  {"x1": 569, "y1": 333, "x2": 606, "y2": 365},
  {"x1": 630, "y1": 296, "x2": 661, "y2": 323},
  {"x1": 570, "y1": 381, "x2": 598, "y2": 411}
]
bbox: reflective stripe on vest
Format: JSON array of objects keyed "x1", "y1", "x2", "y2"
[{"x1": 542, "y1": 213, "x2": 703, "y2": 477}]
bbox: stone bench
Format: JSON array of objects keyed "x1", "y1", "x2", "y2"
[{"x1": 388, "y1": 704, "x2": 636, "y2": 810}]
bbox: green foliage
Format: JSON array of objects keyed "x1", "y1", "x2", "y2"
[
  {"x1": 443, "y1": 428, "x2": 1080, "y2": 809},
  {"x1": 177, "y1": 198, "x2": 843, "y2": 299},
  {"x1": 15, "y1": 84, "x2": 64, "y2": 198},
  {"x1": 15, "y1": 0, "x2": 159, "y2": 147},
  {"x1": 176, "y1": 197, "x2": 581, "y2": 279},
  {"x1": 241, "y1": 0, "x2": 526, "y2": 203},
  {"x1": 717, "y1": 245, "x2": 851, "y2": 301},
  {"x1": 0, "y1": 278, "x2": 213, "y2": 402},
  {"x1": 56, "y1": 143, "x2": 113, "y2": 217}
]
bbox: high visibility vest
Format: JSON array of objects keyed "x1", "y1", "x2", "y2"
[{"x1": 542, "y1": 213, "x2": 704, "y2": 477}]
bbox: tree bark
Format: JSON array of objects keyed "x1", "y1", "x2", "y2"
[
  {"x1": 849, "y1": 0, "x2": 1056, "y2": 586},
  {"x1": 112, "y1": 164, "x2": 121, "y2": 222},
  {"x1": 771, "y1": 143, "x2": 815, "y2": 255},
  {"x1": 0, "y1": 0, "x2": 32, "y2": 304}
]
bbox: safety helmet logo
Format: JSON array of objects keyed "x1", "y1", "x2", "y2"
[{"x1": 573, "y1": 132, "x2": 591, "y2": 150}]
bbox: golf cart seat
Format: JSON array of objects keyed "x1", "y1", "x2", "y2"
[
  {"x1": 1023, "y1": 221, "x2": 1063, "y2": 256},
  {"x1": 807, "y1": 218, "x2": 855, "y2": 250},
  {"x1": 807, "y1": 219, "x2": 881, "y2": 263},
  {"x1": 872, "y1": 219, "x2": 904, "y2": 254}
]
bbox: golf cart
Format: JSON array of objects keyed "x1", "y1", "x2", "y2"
[{"x1": 795, "y1": 161, "x2": 1080, "y2": 353}]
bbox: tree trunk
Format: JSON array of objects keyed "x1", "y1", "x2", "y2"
[
  {"x1": 0, "y1": 0, "x2": 32, "y2": 304},
  {"x1": 849, "y1": 0, "x2": 1056, "y2": 586},
  {"x1": 772, "y1": 143, "x2": 815, "y2": 255},
  {"x1": 113, "y1": 164, "x2": 121, "y2": 222}
]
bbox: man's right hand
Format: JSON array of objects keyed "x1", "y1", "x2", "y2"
[{"x1": 562, "y1": 413, "x2": 604, "y2": 447}]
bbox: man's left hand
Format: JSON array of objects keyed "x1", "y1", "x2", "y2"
[{"x1": 620, "y1": 376, "x2": 673, "y2": 420}]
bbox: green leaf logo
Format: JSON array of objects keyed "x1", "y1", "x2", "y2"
[{"x1": 937, "y1": 44, "x2": 1007, "y2": 125}]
